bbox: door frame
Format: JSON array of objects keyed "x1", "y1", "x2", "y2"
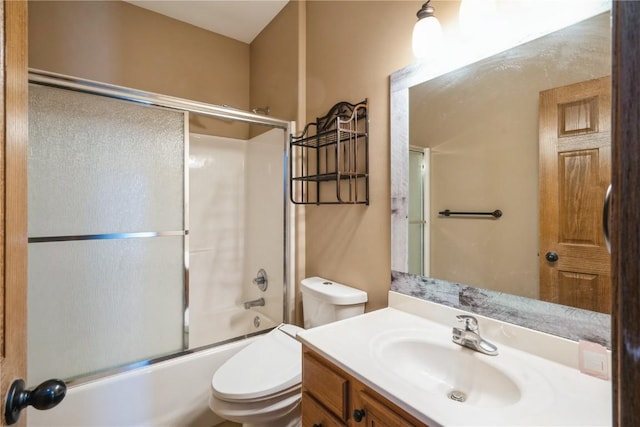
[
  {"x1": 611, "y1": 1, "x2": 640, "y2": 424},
  {"x1": 1, "y1": 0, "x2": 28, "y2": 426}
]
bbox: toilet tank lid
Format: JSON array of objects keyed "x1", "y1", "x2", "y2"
[{"x1": 300, "y1": 277, "x2": 368, "y2": 305}]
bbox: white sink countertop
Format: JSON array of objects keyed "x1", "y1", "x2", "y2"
[{"x1": 296, "y1": 291, "x2": 612, "y2": 426}]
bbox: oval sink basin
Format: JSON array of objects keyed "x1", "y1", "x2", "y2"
[{"x1": 372, "y1": 330, "x2": 521, "y2": 408}]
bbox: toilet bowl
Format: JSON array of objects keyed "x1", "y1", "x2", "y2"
[
  {"x1": 209, "y1": 277, "x2": 367, "y2": 427},
  {"x1": 209, "y1": 324, "x2": 303, "y2": 427}
]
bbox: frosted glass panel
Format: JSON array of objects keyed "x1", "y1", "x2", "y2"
[
  {"x1": 28, "y1": 83, "x2": 187, "y2": 384},
  {"x1": 28, "y1": 237, "x2": 184, "y2": 385},
  {"x1": 28, "y1": 84, "x2": 185, "y2": 237}
]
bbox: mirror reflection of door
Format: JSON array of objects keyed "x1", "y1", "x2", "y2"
[
  {"x1": 539, "y1": 76, "x2": 611, "y2": 314},
  {"x1": 408, "y1": 147, "x2": 429, "y2": 276}
]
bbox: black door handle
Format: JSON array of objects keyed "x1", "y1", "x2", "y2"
[
  {"x1": 545, "y1": 251, "x2": 559, "y2": 262},
  {"x1": 5, "y1": 378, "x2": 66, "y2": 425}
]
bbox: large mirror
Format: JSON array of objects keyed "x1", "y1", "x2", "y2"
[{"x1": 391, "y1": 4, "x2": 611, "y2": 344}]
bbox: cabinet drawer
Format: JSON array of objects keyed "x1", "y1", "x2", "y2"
[
  {"x1": 302, "y1": 392, "x2": 347, "y2": 427},
  {"x1": 303, "y1": 352, "x2": 349, "y2": 421},
  {"x1": 358, "y1": 391, "x2": 416, "y2": 427}
]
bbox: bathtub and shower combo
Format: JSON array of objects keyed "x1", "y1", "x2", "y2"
[{"x1": 26, "y1": 70, "x2": 294, "y2": 426}]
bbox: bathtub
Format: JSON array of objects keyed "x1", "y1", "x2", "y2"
[{"x1": 27, "y1": 336, "x2": 259, "y2": 426}]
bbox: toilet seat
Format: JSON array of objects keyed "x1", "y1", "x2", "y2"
[{"x1": 211, "y1": 324, "x2": 304, "y2": 402}]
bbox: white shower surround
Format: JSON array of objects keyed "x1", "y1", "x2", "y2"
[{"x1": 188, "y1": 130, "x2": 286, "y2": 348}]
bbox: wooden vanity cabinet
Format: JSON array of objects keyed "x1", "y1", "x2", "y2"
[
  {"x1": 302, "y1": 346, "x2": 427, "y2": 427},
  {"x1": 302, "y1": 347, "x2": 349, "y2": 426}
]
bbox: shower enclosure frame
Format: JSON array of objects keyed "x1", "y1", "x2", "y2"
[{"x1": 28, "y1": 68, "x2": 295, "y2": 385}]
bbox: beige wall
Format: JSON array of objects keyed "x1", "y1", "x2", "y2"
[
  {"x1": 304, "y1": 1, "x2": 427, "y2": 311},
  {"x1": 248, "y1": 1, "x2": 306, "y2": 324},
  {"x1": 251, "y1": 0, "x2": 423, "y2": 319},
  {"x1": 29, "y1": 0, "x2": 251, "y2": 139},
  {"x1": 249, "y1": 1, "x2": 300, "y2": 138}
]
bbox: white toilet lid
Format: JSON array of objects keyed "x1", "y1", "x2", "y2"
[{"x1": 211, "y1": 324, "x2": 304, "y2": 401}]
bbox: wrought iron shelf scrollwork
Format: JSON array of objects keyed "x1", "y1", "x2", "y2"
[{"x1": 290, "y1": 99, "x2": 369, "y2": 205}]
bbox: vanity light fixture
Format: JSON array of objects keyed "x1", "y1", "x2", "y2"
[{"x1": 412, "y1": 0, "x2": 443, "y2": 59}]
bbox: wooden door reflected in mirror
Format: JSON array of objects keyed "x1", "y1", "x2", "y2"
[{"x1": 539, "y1": 76, "x2": 611, "y2": 314}]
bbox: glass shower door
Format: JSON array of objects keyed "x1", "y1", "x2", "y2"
[
  {"x1": 27, "y1": 84, "x2": 187, "y2": 385},
  {"x1": 408, "y1": 148, "x2": 428, "y2": 276}
]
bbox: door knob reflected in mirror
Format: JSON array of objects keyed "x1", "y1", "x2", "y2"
[
  {"x1": 545, "y1": 252, "x2": 559, "y2": 262},
  {"x1": 4, "y1": 378, "x2": 66, "y2": 425}
]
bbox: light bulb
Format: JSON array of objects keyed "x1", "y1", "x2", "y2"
[{"x1": 412, "y1": 15, "x2": 443, "y2": 59}]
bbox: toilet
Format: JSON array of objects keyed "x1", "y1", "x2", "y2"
[{"x1": 209, "y1": 276, "x2": 368, "y2": 427}]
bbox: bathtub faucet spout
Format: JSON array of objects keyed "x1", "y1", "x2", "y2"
[{"x1": 243, "y1": 297, "x2": 265, "y2": 309}]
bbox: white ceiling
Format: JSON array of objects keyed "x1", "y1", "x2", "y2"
[{"x1": 124, "y1": 0, "x2": 289, "y2": 44}]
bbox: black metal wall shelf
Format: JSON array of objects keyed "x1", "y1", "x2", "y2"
[{"x1": 290, "y1": 99, "x2": 369, "y2": 205}]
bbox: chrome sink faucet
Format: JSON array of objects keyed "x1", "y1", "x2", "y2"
[{"x1": 452, "y1": 315, "x2": 498, "y2": 356}]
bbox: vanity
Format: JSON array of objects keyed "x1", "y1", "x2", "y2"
[
  {"x1": 297, "y1": 292, "x2": 611, "y2": 426},
  {"x1": 301, "y1": 346, "x2": 423, "y2": 426}
]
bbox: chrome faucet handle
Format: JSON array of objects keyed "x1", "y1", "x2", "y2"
[
  {"x1": 452, "y1": 315, "x2": 498, "y2": 356},
  {"x1": 456, "y1": 315, "x2": 479, "y2": 332},
  {"x1": 252, "y1": 268, "x2": 268, "y2": 292}
]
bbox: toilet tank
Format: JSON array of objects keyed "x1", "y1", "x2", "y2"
[{"x1": 300, "y1": 277, "x2": 368, "y2": 329}]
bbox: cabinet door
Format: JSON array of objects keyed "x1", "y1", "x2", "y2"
[
  {"x1": 302, "y1": 392, "x2": 347, "y2": 427},
  {"x1": 303, "y1": 352, "x2": 349, "y2": 421},
  {"x1": 354, "y1": 392, "x2": 416, "y2": 427}
]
